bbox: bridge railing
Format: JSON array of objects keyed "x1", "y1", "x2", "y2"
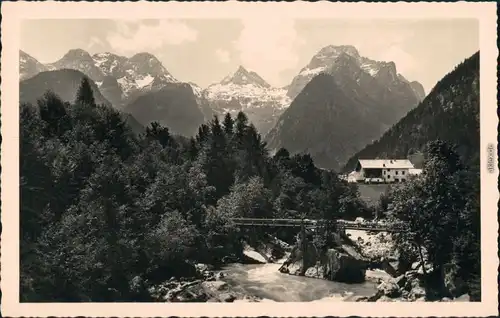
[{"x1": 230, "y1": 217, "x2": 405, "y2": 232}]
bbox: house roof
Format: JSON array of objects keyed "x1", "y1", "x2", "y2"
[{"x1": 358, "y1": 159, "x2": 415, "y2": 169}]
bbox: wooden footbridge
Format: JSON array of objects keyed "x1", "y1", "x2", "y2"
[{"x1": 230, "y1": 217, "x2": 404, "y2": 232}]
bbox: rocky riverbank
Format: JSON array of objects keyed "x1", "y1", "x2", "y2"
[
  {"x1": 346, "y1": 227, "x2": 472, "y2": 302},
  {"x1": 148, "y1": 236, "x2": 292, "y2": 302},
  {"x1": 353, "y1": 266, "x2": 471, "y2": 302},
  {"x1": 148, "y1": 263, "x2": 265, "y2": 302}
]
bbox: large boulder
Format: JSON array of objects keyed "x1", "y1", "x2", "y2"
[
  {"x1": 242, "y1": 250, "x2": 267, "y2": 264},
  {"x1": 279, "y1": 240, "x2": 368, "y2": 283},
  {"x1": 321, "y1": 248, "x2": 367, "y2": 283},
  {"x1": 279, "y1": 259, "x2": 303, "y2": 275}
]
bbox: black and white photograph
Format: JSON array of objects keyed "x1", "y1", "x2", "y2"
[{"x1": 1, "y1": 1, "x2": 498, "y2": 317}]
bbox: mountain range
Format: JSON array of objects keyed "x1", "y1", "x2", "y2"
[
  {"x1": 20, "y1": 45, "x2": 427, "y2": 165},
  {"x1": 343, "y1": 51, "x2": 480, "y2": 172},
  {"x1": 265, "y1": 45, "x2": 425, "y2": 170}
]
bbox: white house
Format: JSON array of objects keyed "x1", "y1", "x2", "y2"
[{"x1": 353, "y1": 159, "x2": 416, "y2": 183}]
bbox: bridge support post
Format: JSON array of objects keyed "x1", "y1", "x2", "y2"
[{"x1": 300, "y1": 218, "x2": 306, "y2": 276}]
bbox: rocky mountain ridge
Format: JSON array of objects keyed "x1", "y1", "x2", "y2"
[
  {"x1": 20, "y1": 46, "x2": 425, "y2": 140},
  {"x1": 343, "y1": 51, "x2": 480, "y2": 172},
  {"x1": 287, "y1": 45, "x2": 425, "y2": 102},
  {"x1": 20, "y1": 49, "x2": 179, "y2": 108}
]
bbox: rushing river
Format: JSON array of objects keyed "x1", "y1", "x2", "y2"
[{"x1": 220, "y1": 262, "x2": 378, "y2": 302}]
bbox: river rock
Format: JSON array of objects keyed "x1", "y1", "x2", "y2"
[
  {"x1": 242, "y1": 250, "x2": 267, "y2": 264},
  {"x1": 279, "y1": 259, "x2": 303, "y2": 276},
  {"x1": 377, "y1": 280, "x2": 401, "y2": 298},
  {"x1": 201, "y1": 281, "x2": 229, "y2": 293},
  {"x1": 453, "y1": 294, "x2": 470, "y2": 302},
  {"x1": 218, "y1": 293, "x2": 237, "y2": 302},
  {"x1": 304, "y1": 264, "x2": 324, "y2": 279},
  {"x1": 195, "y1": 263, "x2": 212, "y2": 272},
  {"x1": 175, "y1": 283, "x2": 209, "y2": 302},
  {"x1": 215, "y1": 272, "x2": 225, "y2": 280},
  {"x1": 408, "y1": 286, "x2": 426, "y2": 300},
  {"x1": 352, "y1": 295, "x2": 370, "y2": 302}
]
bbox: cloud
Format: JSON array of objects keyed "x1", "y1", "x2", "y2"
[
  {"x1": 378, "y1": 45, "x2": 417, "y2": 75},
  {"x1": 215, "y1": 48, "x2": 231, "y2": 63},
  {"x1": 233, "y1": 18, "x2": 305, "y2": 86},
  {"x1": 106, "y1": 20, "x2": 198, "y2": 54},
  {"x1": 87, "y1": 36, "x2": 105, "y2": 51}
]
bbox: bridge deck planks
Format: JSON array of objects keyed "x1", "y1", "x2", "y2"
[{"x1": 230, "y1": 218, "x2": 404, "y2": 232}]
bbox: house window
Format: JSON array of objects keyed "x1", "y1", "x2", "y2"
[
  {"x1": 387, "y1": 175, "x2": 390, "y2": 179},
  {"x1": 383, "y1": 170, "x2": 386, "y2": 175},
  {"x1": 395, "y1": 178, "x2": 399, "y2": 182},
  {"x1": 402, "y1": 171, "x2": 405, "y2": 175},
  {"x1": 395, "y1": 171, "x2": 399, "y2": 175},
  {"x1": 387, "y1": 168, "x2": 391, "y2": 171}
]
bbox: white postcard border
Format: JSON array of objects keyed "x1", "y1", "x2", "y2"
[{"x1": 1, "y1": 1, "x2": 498, "y2": 317}]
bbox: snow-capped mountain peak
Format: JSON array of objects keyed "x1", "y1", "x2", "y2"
[
  {"x1": 203, "y1": 67, "x2": 291, "y2": 134},
  {"x1": 37, "y1": 49, "x2": 180, "y2": 103},
  {"x1": 19, "y1": 50, "x2": 49, "y2": 80},
  {"x1": 287, "y1": 44, "x2": 424, "y2": 100},
  {"x1": 220, "y1": 65, "x2": 271, "y2": 88}
]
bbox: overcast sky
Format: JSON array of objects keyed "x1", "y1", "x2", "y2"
[{"x1": 21, "y1": 19, "x2": 478, "y2": 92}]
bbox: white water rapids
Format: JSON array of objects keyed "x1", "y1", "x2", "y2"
[{"x1": 220, "y1": 261, "x2": 378, "y2": 302}]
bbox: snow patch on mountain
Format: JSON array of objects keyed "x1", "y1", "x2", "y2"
[
  {"x1": 188, "y1": 82, "x2": 203, "y2": 99},
  {"x1": 136, "y1": 75, "x2": 155, "y2": 88},
  {"x1": 205, "y1": 83, "x2": 290, "y2": 110},
  {"x1": 360, "y1": 62, "x2": 380, "y2": 76},
  {"x1": 299, "y1": 66, "x2": 327, "y2": 77}
]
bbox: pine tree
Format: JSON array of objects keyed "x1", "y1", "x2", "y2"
[
  {"x1": 75, "y1": 77, "x2": 96, "y2": 106},
  {"x1": 222, "y1": 112, "x2": 235, "y2": 137},
  {"x1": 204, "y1": 116, "x2": 233, "y2": 199},
  {"x1": 234, "y1": 111, "x2": 248, "y2": 143}
]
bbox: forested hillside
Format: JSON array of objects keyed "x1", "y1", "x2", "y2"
[
  {"x1": 344, "y1": 52, "x2": 479, "y2": 172},
  {"x1": 20, "y1": 79, "x2": 371, "y2": 302}
]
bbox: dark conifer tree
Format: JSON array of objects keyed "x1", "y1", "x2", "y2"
[
  {"x1": 75, "y1": 77, "x2": 96, "y2": 106},
  {"x1": 222, "y1": 112, "x2": 235, "y2": 137}
]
